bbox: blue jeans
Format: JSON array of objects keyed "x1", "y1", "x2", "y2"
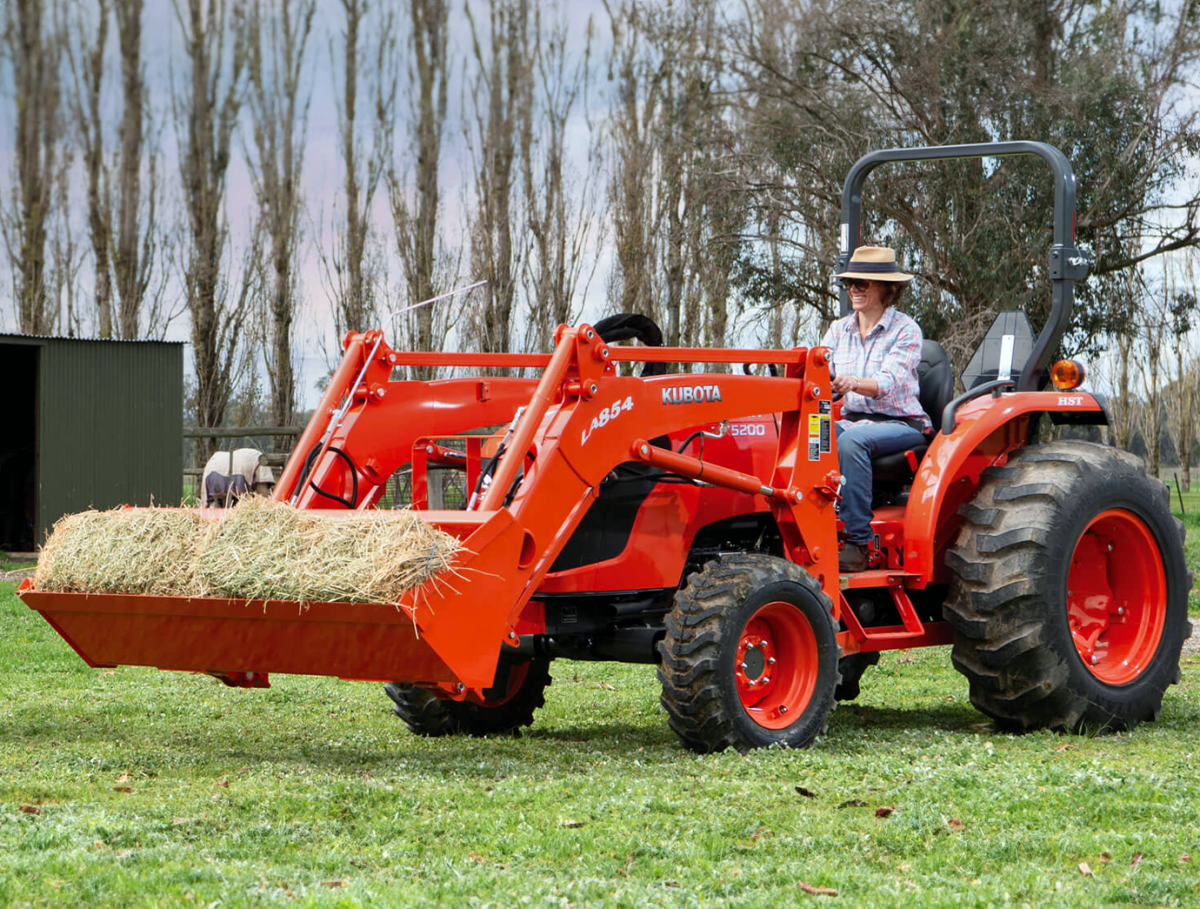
[{"x1": 835, "y1": 419, "x2": 928, "y2": 545}]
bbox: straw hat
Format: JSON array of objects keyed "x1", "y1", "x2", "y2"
[{"x1": 835, "y1": 246, "x2": 913, "y2": 283}]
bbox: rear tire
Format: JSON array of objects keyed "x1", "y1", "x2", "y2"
[
  {"x1": 383, "y1": 658, "x2": 552, "y2": 737},
  {"x1": 945, "y1": 441, "x2": 1191, "y2": 732},
  {"x1": 657, "y1": 554, "x2": 841, "y2": 753}
]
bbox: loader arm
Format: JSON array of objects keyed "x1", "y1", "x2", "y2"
[{"x1": 283, "y1": 326, "x2": 843, "y2": 620}]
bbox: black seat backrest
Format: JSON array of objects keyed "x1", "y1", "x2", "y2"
[{"x1": 918, "y1": 341, "x2": 954, "y2": 435}]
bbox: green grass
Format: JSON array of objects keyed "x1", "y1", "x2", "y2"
[
  {"x1": 3, "y1": 580, "x2": 1200, "y2": 908},
  {"x1": 1, "y1": 481, "x2": 1196, "y2": 907}
]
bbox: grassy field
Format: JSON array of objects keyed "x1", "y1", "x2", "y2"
[{"x1": 1, "y1": 491, "x2": 1198, "y2": 907}]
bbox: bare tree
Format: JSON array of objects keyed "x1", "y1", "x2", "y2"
[
  {"x1": 48, "y1": 137, "x2": 83, "y2": 336},
  {"x1": 1163, "y1": 255, "x2": 1200, "y2": 490},
  {"x1": 66, "y1": 0, "x2": 113, "y2": 336},
  {"x1": 603, "y1": 0, "x2": 662, "y2": 325},
  {"x1": 519, "y1": 6, "x2": 600, "y2": 349},
  {"x1": 245, "y1": 0, "x2": 315, "y2": 430},
  {"x1": 387, "y1": 0, "x2": 454, "y2": 376},
  {"x1": 112, "y1": 0, "x2": 165, "y2": 339},
  {"x1": 173, "y1": 0, "x2": 251, "y2": 451},
  {"x1": 464, "y1": 0, "x2": 530, "y2": 358},
  {"x1": 325, "y1": 0, "x2": 395, "y2": 338},
  {"x1": 65, "y1": 0, "x2": 168, "y2": 340},
  {"x1": 1135, "y1": 276, "x2": 1168, "y2": 478},
  {"x1": 602, "y1": 0, "x2": 744, "y2": 361},
  {"x1": 2, "y1": 0, "x2": 67, "y2": 335}
]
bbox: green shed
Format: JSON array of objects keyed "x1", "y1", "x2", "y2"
[{"x1": 0, "y1": 333, "x2": 184, "y2": 552}]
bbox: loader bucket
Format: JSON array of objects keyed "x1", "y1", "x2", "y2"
[{"x1": 17, "y1": 508, "x2": 528, "y2": 689}]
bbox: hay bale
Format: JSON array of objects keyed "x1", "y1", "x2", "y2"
[
  {"x1": 35, "y1": 507, "x2": 208, "y2": 596},
  {"x1": 197, "y1": 497, "x2": 461, "y2": 603},
  {"x1": 34, "y1": 498, "x2": 462, "y2": 604}
]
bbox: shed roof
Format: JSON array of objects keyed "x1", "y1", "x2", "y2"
[{"x1": 0, "y1": 332, "x2": 184, "y2": 345}]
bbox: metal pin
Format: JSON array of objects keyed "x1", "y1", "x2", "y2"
[
  {"x1": 779, "y1": 705, "x2": 788, "y2": 715},
  {"x1": 1090, "y1": 655, "x2": 1099, "y2": 665}
]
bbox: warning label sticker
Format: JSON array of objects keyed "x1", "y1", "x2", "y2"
[
  {"x1": 819, "y1": 399, "x2": 831, "y2": 415},
  {"x1": 807, "y1": 413, "x2": 832, "y2": 459}
]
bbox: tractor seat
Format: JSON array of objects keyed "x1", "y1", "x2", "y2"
[{"x1": 871, "y1": 340, "x2": 954, "y2": 484}]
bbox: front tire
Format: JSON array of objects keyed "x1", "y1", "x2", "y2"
[
  {"x1": 945, "y1": 441, "x2": 1191, "y2": 732},
  {"x1": 657, "y1": 554, "x2": 841, "y2": 753},
  {"x1": 383, "y1": 658, "x2": 552, "y2": 737}
]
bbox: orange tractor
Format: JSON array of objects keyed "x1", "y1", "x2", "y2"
[{"x1": 19, "y1": 142, "x2": 1191, "y2": 752}]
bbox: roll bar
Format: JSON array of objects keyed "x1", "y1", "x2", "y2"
[{"x1": 835, "y1": 141, "x2": 1090, "y2": 393}]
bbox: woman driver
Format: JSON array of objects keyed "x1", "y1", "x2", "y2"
[{"x1": 822, "y1": 246, "x2": 931, "y2": 572}]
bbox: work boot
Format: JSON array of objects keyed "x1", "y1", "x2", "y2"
[{"x1": 839, "y1": 542, "x2": 869, "y2": 573}]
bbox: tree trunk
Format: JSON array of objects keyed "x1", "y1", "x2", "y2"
[
  {"x1": 176, "y1": 0, "x2": 251, "y2": 460},
  {"x1": 112, "y1": 0, "x2": 158, "y2": 340},
  {"x1": 4, "y1": 0, "x2": 65, "y2": 335},
  {"x1": 246, "y1": 0, "x2": 315, "y2": 432}
]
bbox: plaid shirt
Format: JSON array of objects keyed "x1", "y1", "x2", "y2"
[{"x1": 820, "y1": 307, "x2": 931, "y2": 432}]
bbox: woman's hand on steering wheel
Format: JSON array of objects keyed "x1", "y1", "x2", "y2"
[
  {"x1": 830, "y1": 373, "x2": 857, "y2": 396},
  {"x1": 828, "y1": 364, "x2": 845, "y2": 402}
]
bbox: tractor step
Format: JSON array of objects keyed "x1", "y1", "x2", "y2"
[{"x1": 839, "y1": 569, "x2": 919, "y2": 589}]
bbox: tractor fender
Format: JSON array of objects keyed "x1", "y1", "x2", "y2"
[{"x1": 903, "y1": 391, "x2": 1107, "y2": 584}]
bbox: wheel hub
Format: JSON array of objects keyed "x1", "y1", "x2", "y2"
[
  {"x1": 735, "y1": 604, "x2": 817, "y2": 729},
  {"x1": 1067, "y1": 509, "x2": 1167, "y2": 685}
]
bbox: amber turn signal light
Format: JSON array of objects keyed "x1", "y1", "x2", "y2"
[{"x1": 1051, "y1": 359, "x2": 1085, "y2": 390}]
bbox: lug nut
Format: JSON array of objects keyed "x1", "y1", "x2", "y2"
[
  {"x1": 767, "y1": 657, "x2": 776, "y2": 666},
  {"x1": 745, "y1": 641, "x2": 756, "y2": 650},
  {"x1": 740, "y1": 661, "x2": 748, "y2": 671}
]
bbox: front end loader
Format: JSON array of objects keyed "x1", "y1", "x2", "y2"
[{"x1": 19, "y1": 141, "x2": 1191, "y2": 752}]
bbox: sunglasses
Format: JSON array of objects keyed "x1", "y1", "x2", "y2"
[{"x1": 840, "y1": 279, "x2": 872, "y2": 291}]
